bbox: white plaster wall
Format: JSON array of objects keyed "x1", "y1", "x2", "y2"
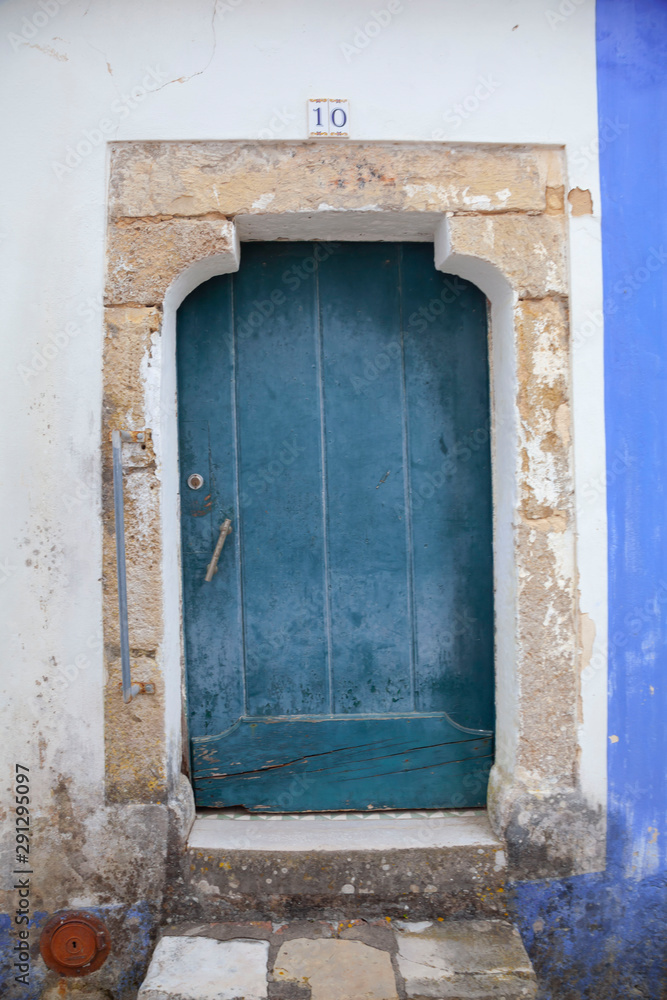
[{"x1": 0, "y1": 0, "x2": 606, "y2": 829}]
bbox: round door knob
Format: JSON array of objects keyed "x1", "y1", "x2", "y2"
[{"x1": 187, "y1": 474, "x2": 204, "y2": 490}]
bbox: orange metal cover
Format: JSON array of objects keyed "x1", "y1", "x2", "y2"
[{"x1": 39, "y1": 911, "x2": 110, "y2": 977}]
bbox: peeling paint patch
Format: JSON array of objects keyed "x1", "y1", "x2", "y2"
[
  {"x1": 580, "y1": 612, "x2": 596, "y2": 673},
  {"x1": 567, "y1": 187, "x2": 594, "y2": 216}
]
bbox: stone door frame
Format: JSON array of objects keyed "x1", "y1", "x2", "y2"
[{"x1": 102, "y1": 141, "x2": 604, "y2": 878}]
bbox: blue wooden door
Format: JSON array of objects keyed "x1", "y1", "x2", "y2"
[{"x1": 178, "y1": 243, "x2": 494, "y2": 811}]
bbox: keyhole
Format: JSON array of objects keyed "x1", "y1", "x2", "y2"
[{"x1": 187, "y1": 474, "x2": 204, "y2": 490}]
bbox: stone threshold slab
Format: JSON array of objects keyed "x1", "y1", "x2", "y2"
[{"x1": 188, "y1": 809, "x2": 502, "y2": 853}]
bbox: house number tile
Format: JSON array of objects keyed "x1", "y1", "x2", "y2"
[{"x1": 308, "y1": 98, "x2": 350, "y2": 138}]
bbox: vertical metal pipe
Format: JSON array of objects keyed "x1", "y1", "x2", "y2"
[{"x1": 112, "y1": 430, "x2": 133, "y2": 703}]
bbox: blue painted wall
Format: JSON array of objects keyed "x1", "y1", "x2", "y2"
[
  {"x1": 598, "y1": 0, "x2": 667, "y2": 881},
  {"x1": 0, "y1": 904, "x2": 155, "y2": 1000},
  {"x1": 510, "y1": 2, "x2": 667, "y2": 996}
]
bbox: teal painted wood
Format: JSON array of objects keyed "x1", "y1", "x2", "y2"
[
  {"x1": 234, "y1": 247, "x2": 329, "y2": 717},
  {"x1": 192, "y1": 714, "x2": 493, "y2": 811},
  {"x1": 319, "y1": 246, "x2": 412, "y2": 714},
  {"x1": 400, "y1": 250, "x2": 494, "y2": 729},
  {"x1": 178, "y1": 276, "x2": 245, "y2": 737},
  {"x1": 177, "y1": 242, "x2": 494, "y2": 811}
]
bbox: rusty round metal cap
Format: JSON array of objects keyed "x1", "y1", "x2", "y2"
[{"x1": 40, "y1": 911, "x2": 110, "y2": 977}]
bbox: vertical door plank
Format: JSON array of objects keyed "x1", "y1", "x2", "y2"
[
  {"x1": 401, "y1": 246, "x2": 494, "y2": 731},
  {"x1": 319, "y1": 244, "x2": 413, "y2": 714},
  {"x1": 234, "y1": 244, "x2": 329, "y2": 717},
  {"x1": 177, "y1": 276, "x2": 245, "y2": 737}
]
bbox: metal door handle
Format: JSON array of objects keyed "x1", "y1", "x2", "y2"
[{"x1": 205, "y1": 519, "x2": 233, "y2": 581}]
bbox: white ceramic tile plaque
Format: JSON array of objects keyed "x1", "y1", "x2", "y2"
[{"x1": 308, "y1": 98, "x2": 350, "y2": 138}]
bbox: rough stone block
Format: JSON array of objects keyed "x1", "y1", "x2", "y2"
[
  {"x1": 515, "y1": 297, "x2": 572, "y2": 521},
  {"x1": 108, "y1": 142, "x2": 553, "y2": 219},
  {"x1": 106, "y1": 218, "x2": 239, "y2": 306},
  {"x1": 179, "y1": 839, "x2": 507, "y2": 922},
  {"x1": 137, "y1": 935, "x2": 269, "y2": 1000},
  {"x1": 394, "y1": 919, "x2": 537, "y2": 999},
  {"x1": 104, "y1": 305, "x2": 162, "y2": 412},
  {"x1": 438, "y1": 214, "x2": 567, "y2": 299},
  {"x1": 273, "y1": 938, "x2": 398, "y2": 1000}
]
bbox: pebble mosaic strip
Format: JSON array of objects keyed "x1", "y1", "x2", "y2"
[{"x1": 195, "y1": 808, "x2": 486, "y2": 822}]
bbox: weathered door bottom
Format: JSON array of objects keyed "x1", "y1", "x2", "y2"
[{"x1": 192, "y1": 714, "x2": 493, "y2": 811}]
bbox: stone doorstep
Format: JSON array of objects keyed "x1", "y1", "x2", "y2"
[
  {"x1": 137, "y1": 919, "x2": 537, "y2": 1000},
  {"x1": 188, "y1": 811, "x2": 502, "y2": 854},
  {"x1": 174, "y1": 812, "x2": 509, "y2": 922}
]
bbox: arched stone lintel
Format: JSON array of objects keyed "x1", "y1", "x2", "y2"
[
  {"x1": 163, "y1": 229, "x2": 241, "y2": 316},
  {"x1": 434, "y1": 216, "x2": 514, "y2": 304}
]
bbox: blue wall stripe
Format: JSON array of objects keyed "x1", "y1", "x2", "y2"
[
  {"x1": 598, "y1": 0, "x2": 667, "y2": 875},
  {"x1": 509, "y1": 6, "x2": 667, "y2": 996}
]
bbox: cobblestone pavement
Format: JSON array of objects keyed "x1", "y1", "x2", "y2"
[{"x1": 138, "y1": 917, "x2": 537, "y2": 999}]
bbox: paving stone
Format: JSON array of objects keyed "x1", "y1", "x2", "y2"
[
  {"x1": 337, "y1": 919, "x2": 396, "y2": 951},
  {"x1": 137, "y1": 935, "x2": 269, "y2": 1000},
  {"x1": 272, "y1": 919, "x2": 337, "y2": 939},
  {"x1": 394, "y1": 919, "x2": 537, "y2": 999},
  {"x1": 273, "y1": 938, "x2": 398, "y2": 1000},
  {"x1": 163, "y1": 921, "x2": 273, "y2": 941}
]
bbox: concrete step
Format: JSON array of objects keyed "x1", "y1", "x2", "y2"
[
  {"x1": 137, "y1": 918, "x2": 537, "y2": 1000},
  {"x1": 165, "y1": 810, "x2": 509, "y2": 923}
]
